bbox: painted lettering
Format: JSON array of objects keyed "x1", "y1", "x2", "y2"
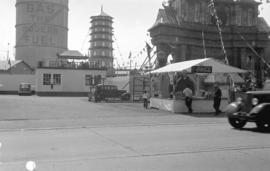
[{"x1": 26, "y1": 2, "x2": 56, "y2": 14}]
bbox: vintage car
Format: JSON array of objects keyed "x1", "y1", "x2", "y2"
[
  {"x1": 88, "y1": 84, "x2": 128, "y2": 102},
  {"x1": 225, "y1": 90, "x2": 270, "y2": 130},
  {"x1": 18, "y1": 83, "x2": 32, "y2": 96}
]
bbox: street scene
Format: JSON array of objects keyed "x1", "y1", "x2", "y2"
[
  {"x1": 0, "y1": 95, "x2": 270, "y2": 171},
  {"x1": 1, "y1": 0, "x2": 270, "y2": 170}
]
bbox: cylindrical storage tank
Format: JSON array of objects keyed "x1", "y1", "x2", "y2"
[{"x1": 15, "y1": 0, "x2": 68, "y2": 68}]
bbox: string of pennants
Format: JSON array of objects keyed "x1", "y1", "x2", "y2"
[
  {"x1": 128, "y1": 42, "x2": 152, "y2": 60},
  {"x1": 208, "y1": 0, "x2": 229, "y2": 65}
]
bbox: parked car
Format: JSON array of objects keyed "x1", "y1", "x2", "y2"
[
  {"x1": 120, "y1": 92, "x2": 131, "y2": 101},
  {"x1": 18, "y1": 83, "x2": 32, "y2": 96},
  {"x1": 88, "y1": 84, "x2": 127, "y2": 102},
  {"x1": 225, "y1": 90, "x2": 270, "y2": 130}
]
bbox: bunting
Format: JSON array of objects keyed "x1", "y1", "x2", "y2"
[
  {"x1": 208, "y1": 0, "x2": 229, "y2": 64},
  {"x1": 128, "y1": 51, "x2": 132, "y2": 59}
]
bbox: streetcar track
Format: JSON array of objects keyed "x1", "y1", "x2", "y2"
[
  {"x1": 1, "y1": 145, "x2": 270, "y2": 166},
  {"x1": 0, "y1": 121, "x2": 227, "y2": 132}
]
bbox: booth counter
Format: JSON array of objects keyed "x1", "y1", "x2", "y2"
[{"x1": 150, "y1": 97, "x2": 229, "y2": 113}]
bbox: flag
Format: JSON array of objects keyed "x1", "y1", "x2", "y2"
[
  {"x1": 208, "y1": 0, "x2": 215, "y2": 16},
  {"x1": 208, "y1": 0, "x2": 214, "y2": 7},
  {"x1": 128, "y1": 51, "x2": 132, "y2": 59},
  {"x1": 7, "y1": 58, "x2": 11, "y2": 68},
  {"x1": 146, "y1": 42, "x2": 152, "y2": 57},
  {"x1": 146, "y1": 42, "x2": 152, "y2": 51}
]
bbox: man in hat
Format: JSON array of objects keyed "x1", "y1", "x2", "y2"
[
  {"x1": 183, "y1": 87, "x2": 193, "y2": 113},
  {"x1": 213, "y1": 84, "x2": 222, "y2": 115}
]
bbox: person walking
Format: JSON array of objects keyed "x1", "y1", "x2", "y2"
[
  {"x1": 183, "y1": 87, "x2": 193, "y2": 113},
  {"x1": 213, "y1": 84, "x2": 222, "y2": 115},
  {"x1": 142, "y1": 90, "x2": 149, "y2": 109}
]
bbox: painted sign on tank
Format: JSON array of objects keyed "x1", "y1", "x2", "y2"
[{"x1": 17, "y1": 1, "x2": 67, "y2": 47}]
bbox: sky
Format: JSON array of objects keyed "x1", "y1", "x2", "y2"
[{"x1": 0, "y1": 0, "x2": 270, "y2": 68}]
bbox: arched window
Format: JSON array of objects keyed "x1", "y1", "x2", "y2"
[
  {"x1": 194, "y1": 3, "x2": 200, "y2": 22},
  {"x1": 236, "y1": 6, "x2": 242, "y2": 26},
  {"x1": 102, "y1": 61, "x2": 105, "y2": 67},
  {"x1": 247, "y1": 8, "x2": 253, "y2": 26},
  {"x1": 182, "y1": 1, "x2": 188, "y2": 21}
]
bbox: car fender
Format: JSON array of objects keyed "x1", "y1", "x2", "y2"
[
  {"x1": 224, "y1": 102, "x2": 240, "y2": 114},
  {"x1": 224, "y1": 102, "x2": 249, "y2": 120},
  {"x1": 249, "y1": 103, "x2": 270, "y2": 114}
]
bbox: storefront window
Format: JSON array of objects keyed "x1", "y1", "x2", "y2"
[
  {"x1": 53, "y1": 74, "x2": 61, "y2": 85},
  {"x1": 94, "y1": 75, "x2": 102, "y2": 85},
  {"x1": 43, "y1": 74, "x2": 51, "y2": 85}
]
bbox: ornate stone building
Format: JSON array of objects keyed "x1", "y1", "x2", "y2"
[
  {"x1": 149, "y1": 0, "x2": 270, "y2": 86},
  {"x1": 89, "y1": 7, "x2": 114, "y2": 76}
]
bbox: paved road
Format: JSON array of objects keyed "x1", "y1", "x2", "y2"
[
  {"x1": 0, "y1": 95, "x2": 269, "y2": 171},
  {"x1": 0, "y1": 95, "x2": 226, "y2": 130}
]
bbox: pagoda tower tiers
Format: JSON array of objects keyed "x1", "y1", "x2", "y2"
[
  {"x1": 89, "y1": 7, "x2": 114, "y2": 76},
  {"x1": 149, "y1": 0, "x2": 270, "y2": 87}
]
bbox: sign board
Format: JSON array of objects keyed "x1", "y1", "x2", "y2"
[{"x1": 191, "y1": 66, "x2": 212, "y2": 73}]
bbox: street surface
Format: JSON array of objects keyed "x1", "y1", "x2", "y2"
[{"x1": 0, "y1": 95, "x2": 269, "y2": 171}]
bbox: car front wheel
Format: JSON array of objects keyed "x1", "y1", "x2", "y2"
[
  {"x1": 256, "y1": 120, "x2": 270, "y2": 131},
  {"x1": 228, "y1": 117, "x2": 247, "y2": 129}
]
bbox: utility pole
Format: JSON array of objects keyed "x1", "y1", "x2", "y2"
[{"x1": 146, "y1": 42, "x2": 152, "y2": 96}]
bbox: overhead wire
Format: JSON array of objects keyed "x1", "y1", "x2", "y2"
[{"x1": 113, "y1": 35, "x2": 123, "y2": 69}]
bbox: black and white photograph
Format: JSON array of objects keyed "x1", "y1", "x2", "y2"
[{"x1": 0, "y1": 0, "x2": 270, "y2": 170}]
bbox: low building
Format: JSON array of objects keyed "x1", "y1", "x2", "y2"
[
  {"x1": 0, "y1": 60, "x2": 34, "y2": 74},
  {"x1": 35, "y1": 50, "x2": 107, "y2": 96},
  {"x1": 0, "y1": 60, "x2": 35, "y2": 94}
]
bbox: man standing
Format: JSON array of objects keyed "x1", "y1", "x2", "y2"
[
  {"x1": 183, "y1": 87, "x2": 193, "y2": 113},
  {"x1": 213, "y1": 84, "x2": 222, "y2": 115},
  {"x1": 142, "y1": 90, "x2": 149, "y2": 109}
]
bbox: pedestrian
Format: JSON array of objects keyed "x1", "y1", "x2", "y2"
[
  {"x1": 142, "y1": 90, "x2": 149, "y2": 109},
  {"x1": 213, "y1": 84, "x2": 222, "y2": 115},
  {"x1": 183, "y1": 87, "x2": 193, "y2": 113}
]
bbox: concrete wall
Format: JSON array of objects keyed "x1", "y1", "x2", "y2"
[
  {"x1": 0, "y1": 74, "x2": 35, "y2": 93},
  {"x1": 35, "y1": 68, "x2": 106, "y2": 96}
]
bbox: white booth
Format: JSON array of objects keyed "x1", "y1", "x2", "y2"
[{"x1": 150, "y1": 58, "x2": 247, "y2": 113}]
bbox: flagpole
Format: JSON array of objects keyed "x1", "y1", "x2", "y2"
[
  {"x1": 146, "y1": 42, "x2": 152, "y2": 97},
  {"x1": 7, "y1": 43, "x2": 9, "y2": 61},
  {"x1": 208, "y1": 0, "x2": 235, "y2": 100},
  {"x1": 128, "y1": 51, "x2": 132, "y2": 70},
  {"x1": 7, "y1": 43, "x2": 11, "y2": 69}
]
